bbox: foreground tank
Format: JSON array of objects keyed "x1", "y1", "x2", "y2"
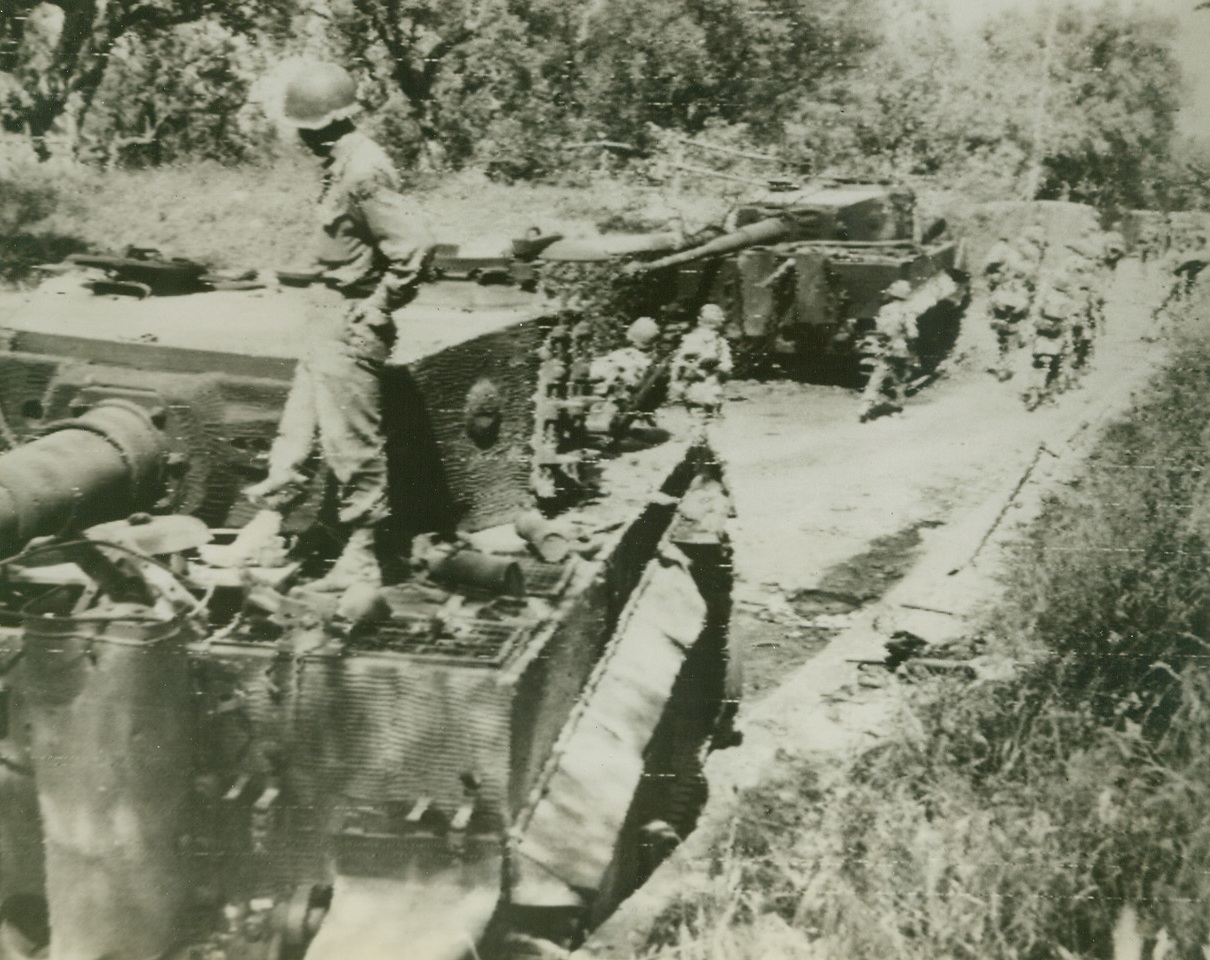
[{"x1": 0, "y1": 250, "x2": 737, "y2": 959}]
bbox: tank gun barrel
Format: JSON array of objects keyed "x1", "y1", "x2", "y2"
[
  {"x1": 638, "y1": 216, "x2": 794, "y2": 272},
  {"x1": 0, "y1": 401, "x2": 168, "y2": 557}
]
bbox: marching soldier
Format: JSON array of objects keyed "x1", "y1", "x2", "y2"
[
  {"x1": 859, "y1": 280, "x2": 914, "y2": 422},
  {"x1": 983, "y1": 235, "x2": 1015, "y2": 293},
  {"x1": 1060, "y1": 234, "x2": 1106, "y2": 367},
  {"x1": 669, "y1": 304, "x2": 733, "y2": 415},
  {"x1": 989, "y1": 278, "x2": 1031, "y2": 378},
  {"x1": 587, "y1": 316, "x2": 660, "y2": 433},
  {"x1": 1102, "y1": 229, "x2": 1126, "y2": 270},
  {"x1": 1022, "y1": 279, "x2": 1074, "y2": 408},
  {"x1": 1014, "y1": 224, "x2": 1046, "y2": 283},
  {"x1": 590, "y1": 316, "x2": 659, "y2": 401}
]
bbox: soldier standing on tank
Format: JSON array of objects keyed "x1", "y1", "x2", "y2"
[
  {"x1": 207, "y1": 62, "x2": 431, "y2": 590},
  {"x1": 859, "y1": 280, "x2": 914, "y2": 422}
]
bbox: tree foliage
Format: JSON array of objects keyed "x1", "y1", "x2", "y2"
[
  {"x1": 960, "y1": 3, "x2": 1183, "y2": 209},
  {"x1": 778, "y1": 0, "x2": 1186, "y2": 206},
  {"x1": 0, "y1": 0, "x2": 1200, "y2": 215},
  {"x1": 0, "y1": 0, "x2": 292, "y2": 158},
  {"x1": 82, "y1": 20, "x2": 281, "y2": 166}
]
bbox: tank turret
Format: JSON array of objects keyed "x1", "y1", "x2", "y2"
[{"x1": 538, "y1": 180, "x2": 968, "y2": 385}]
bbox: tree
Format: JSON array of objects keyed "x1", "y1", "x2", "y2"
[
  {"x1": 573, "y1": 0, "x2": 878, "y2": 147},
  {"x1": 83, "y1": 20, "x2": 280, "y2": 167},
  {"x1": 779, "y1": 0, "x2": 1185, "y2": 206},
  {"x1": 779, "y1": 0, "x2": 1029, "y2": 185},
  {"x1": 970, "y1": 3, "x2": 1183, "y2": 209},
  {"x1": 1038, "y1": 6, "x2": 1183, "y2": 209},
  {"x1": 326, "y1": 0, "x2": 511, "y2": 165},
  {"x1": 0, "y1": 0, "x2": 290, "y2": 159}
]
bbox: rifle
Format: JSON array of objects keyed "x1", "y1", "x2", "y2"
[{"x1": 608, "y1": 349, "x2": 675, "y2": 440}]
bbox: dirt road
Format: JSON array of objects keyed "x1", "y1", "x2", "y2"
[{"x1": 714, "y1": 259, "x2": 1170, "y2": 695}]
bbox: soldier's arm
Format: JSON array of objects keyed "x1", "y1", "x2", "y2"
[
  {"x1": 356, "y1": 175, "x2": 435, "y2": 298},
  {"x1": 715, "y1": 338, "x2": 734, "y2": 376},
  {"x1": 362, "y1": 188, "x2": 427, "y2": 261}
]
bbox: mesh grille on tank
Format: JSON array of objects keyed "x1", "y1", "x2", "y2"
[
  {"x1": 513, "y1": 558, "x2": 574, "y2": 598},
  {"x1": 352, "y1": 616, "x2": 524, "y2": 664}
]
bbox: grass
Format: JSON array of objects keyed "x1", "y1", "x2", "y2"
[
  {"x1": 0, "y1": 139, "x2": 733, "y2": 288},
  {"x1": 642, "y1": 279, "x2": 1210, "y2": 960}
]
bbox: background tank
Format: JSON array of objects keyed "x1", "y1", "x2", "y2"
[
  {"x1": 539, "y1": 179, "x2": 970, "y2": 383},
  {"x1": 0, "y1": 248, "x2": 738, "y2": 959}
]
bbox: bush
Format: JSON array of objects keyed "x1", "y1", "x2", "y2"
[
  {"x1": 0, "y1": 145, "x2": 62, "y2": 234},
  {"x1": 0, "y1": 145, "x2": 90, "y2": 286}
]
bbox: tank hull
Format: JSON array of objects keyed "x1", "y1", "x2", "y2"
[{"x1": 0, "y1": 266, "x2": 737, "y2": 958}]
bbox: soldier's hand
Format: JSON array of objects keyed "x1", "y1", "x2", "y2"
[
  {"x1": 382, "y1": 270, "x2": 420, "y2": 299},
  {"x1": 348, "y1": 293, "x2": 392, "y2": 332}
]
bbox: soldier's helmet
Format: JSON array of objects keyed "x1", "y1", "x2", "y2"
[
  {"x1": 1041, "y1": 289, "x2": 1073, "y2": 320},
  {"x1": 884, "y1": 279, "x2": 912, "y2": 301},
  {"x1": 282, "y1": 62, "x2": 358, "y2": 129},
  {"x1": 626, "y1": 316, "x2": 660, "y2": 348},
  {"x1": 698, "y1": 304, "x2": 727, "y2": 329},
  {"x1": 992, "y1": 283, "x2": 1029, "y2": 315}
]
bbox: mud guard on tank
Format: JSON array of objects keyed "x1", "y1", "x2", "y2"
[
  {"x1": 304, "y1": 857, "x2": 502, "y2": 960},
  {"x1": 510, "y1": 544, "x2": 706, "y2": 906}
]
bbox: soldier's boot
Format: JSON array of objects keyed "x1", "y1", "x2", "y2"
[
  {"x1": 199, "y1": 509, "x2": 288, "y2": 568},
  {"x1": 309, "y1": 526, "x2": 382, "y2": 593},
  {"x1": 243, "y1": 469, "x2": 308, "y2": 510},
  {"x1": 860, "y1": 395, "x2": 903, "y2": 422}
]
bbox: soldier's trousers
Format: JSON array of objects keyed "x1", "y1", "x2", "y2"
[{"x1": 264, "y1": 295, "x2": 391, "y2": 528}]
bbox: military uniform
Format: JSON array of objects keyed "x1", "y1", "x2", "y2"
[
  {"x1": 983, "y1": 238, "x2": 1015, "y2": 293},
  {"x1": 590, "y1": 345, "x2": 652, "y2": 401},
  {"x1": 669, "y1": 318, "x2": 732, "y2": 413},
  {"x1": 859, "y1": 290, "x2": 914, "y2": 421},
  {"x1": 1059, "y1": 243, "x2": 1101, "y2": 370},
  {"x1": 989, "y1": 279, "x2": 1031, "y2": 371},
  {"x1": 260, "y1": 130, "x2": 428, "y2": 528},
  {"x1": 587, "y1": 344, "x2": 653, "y2": 434},
  {"x1": 1013, "y1": 229, "x2": 1045, "y2": 284},
  {"x1": 1022, "y1": 284, "x2": 1073, "y2": 406}
]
